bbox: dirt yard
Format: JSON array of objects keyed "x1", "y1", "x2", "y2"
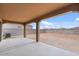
[{"x1": 27, "y1": 33, "x2": 79, "y2": 54}]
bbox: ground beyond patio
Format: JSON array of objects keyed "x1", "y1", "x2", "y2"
[{"x1": 27, "y1": 32, "x2": 79, "y2": 54}]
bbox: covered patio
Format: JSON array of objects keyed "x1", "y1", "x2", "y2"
[{"x1": 0, "y1": 3, "x2": 79, "y2": 55}]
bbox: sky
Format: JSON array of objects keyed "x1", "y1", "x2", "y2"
[{"x1": 32, "y1": 12, "x2": 79, "y2": 29}]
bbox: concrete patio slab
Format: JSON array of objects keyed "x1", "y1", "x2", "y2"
[{"x1": 0, "y1": 38, "x2": 78, "y2": 56}]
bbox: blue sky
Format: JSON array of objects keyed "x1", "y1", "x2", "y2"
[{"x1": 31, "y1": 12, "x2": 79, "y2": 29}]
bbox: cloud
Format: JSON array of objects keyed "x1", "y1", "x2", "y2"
[
  {"x1": 31, "y1": 21, "x2": 54, "y2": 29},
  {"x1": 75, "y1": 18, "x2": 79, "y2": 21},
  {"x1": 40, "y1": 21, "x2": 54, "y2": 29},
  {"x1": 41, "y1": 21, "x2": 53, "y2": 26}
]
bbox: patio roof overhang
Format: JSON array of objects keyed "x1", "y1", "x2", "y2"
[{"x1": 0, "y1": 3, "x2": 74, "y2": 24}]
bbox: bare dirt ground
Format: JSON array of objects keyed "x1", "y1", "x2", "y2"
[{"x1": 27, "y1": 33, "x2": 79, "y2": 54}]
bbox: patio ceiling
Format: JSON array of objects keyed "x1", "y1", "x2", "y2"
[{"x1": 0, "y1": 3, "x2": 79, "y2": 24}]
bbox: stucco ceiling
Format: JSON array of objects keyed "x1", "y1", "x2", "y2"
[{"x1": 0, "y1": 3, "x2": 71, "y2": 24}]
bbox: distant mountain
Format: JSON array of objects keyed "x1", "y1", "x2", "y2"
[{"x1": 70, "y1": 27, "x2": 79, "y2": 30}]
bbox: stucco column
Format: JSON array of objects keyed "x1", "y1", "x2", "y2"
[
  {"x1": 36, "y1": 21, "x2": 39, "y2": 42},
  {"x1": 23, "y1": 24, "x2": 26, "y2": 38},
  {"x1": 0, "y1": 19, "x2": 2, "y2": 42}
]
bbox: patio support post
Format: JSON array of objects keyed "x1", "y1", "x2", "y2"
[
  {"x1": 23, "y1": 24, "x2": 26, "y2": 38},
  {"x1": 36, "y1": 21, "x2": 39, "y2": 42},
  {"x1": 0, "y1": 19, "x2": 2, "y2": 42}
]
